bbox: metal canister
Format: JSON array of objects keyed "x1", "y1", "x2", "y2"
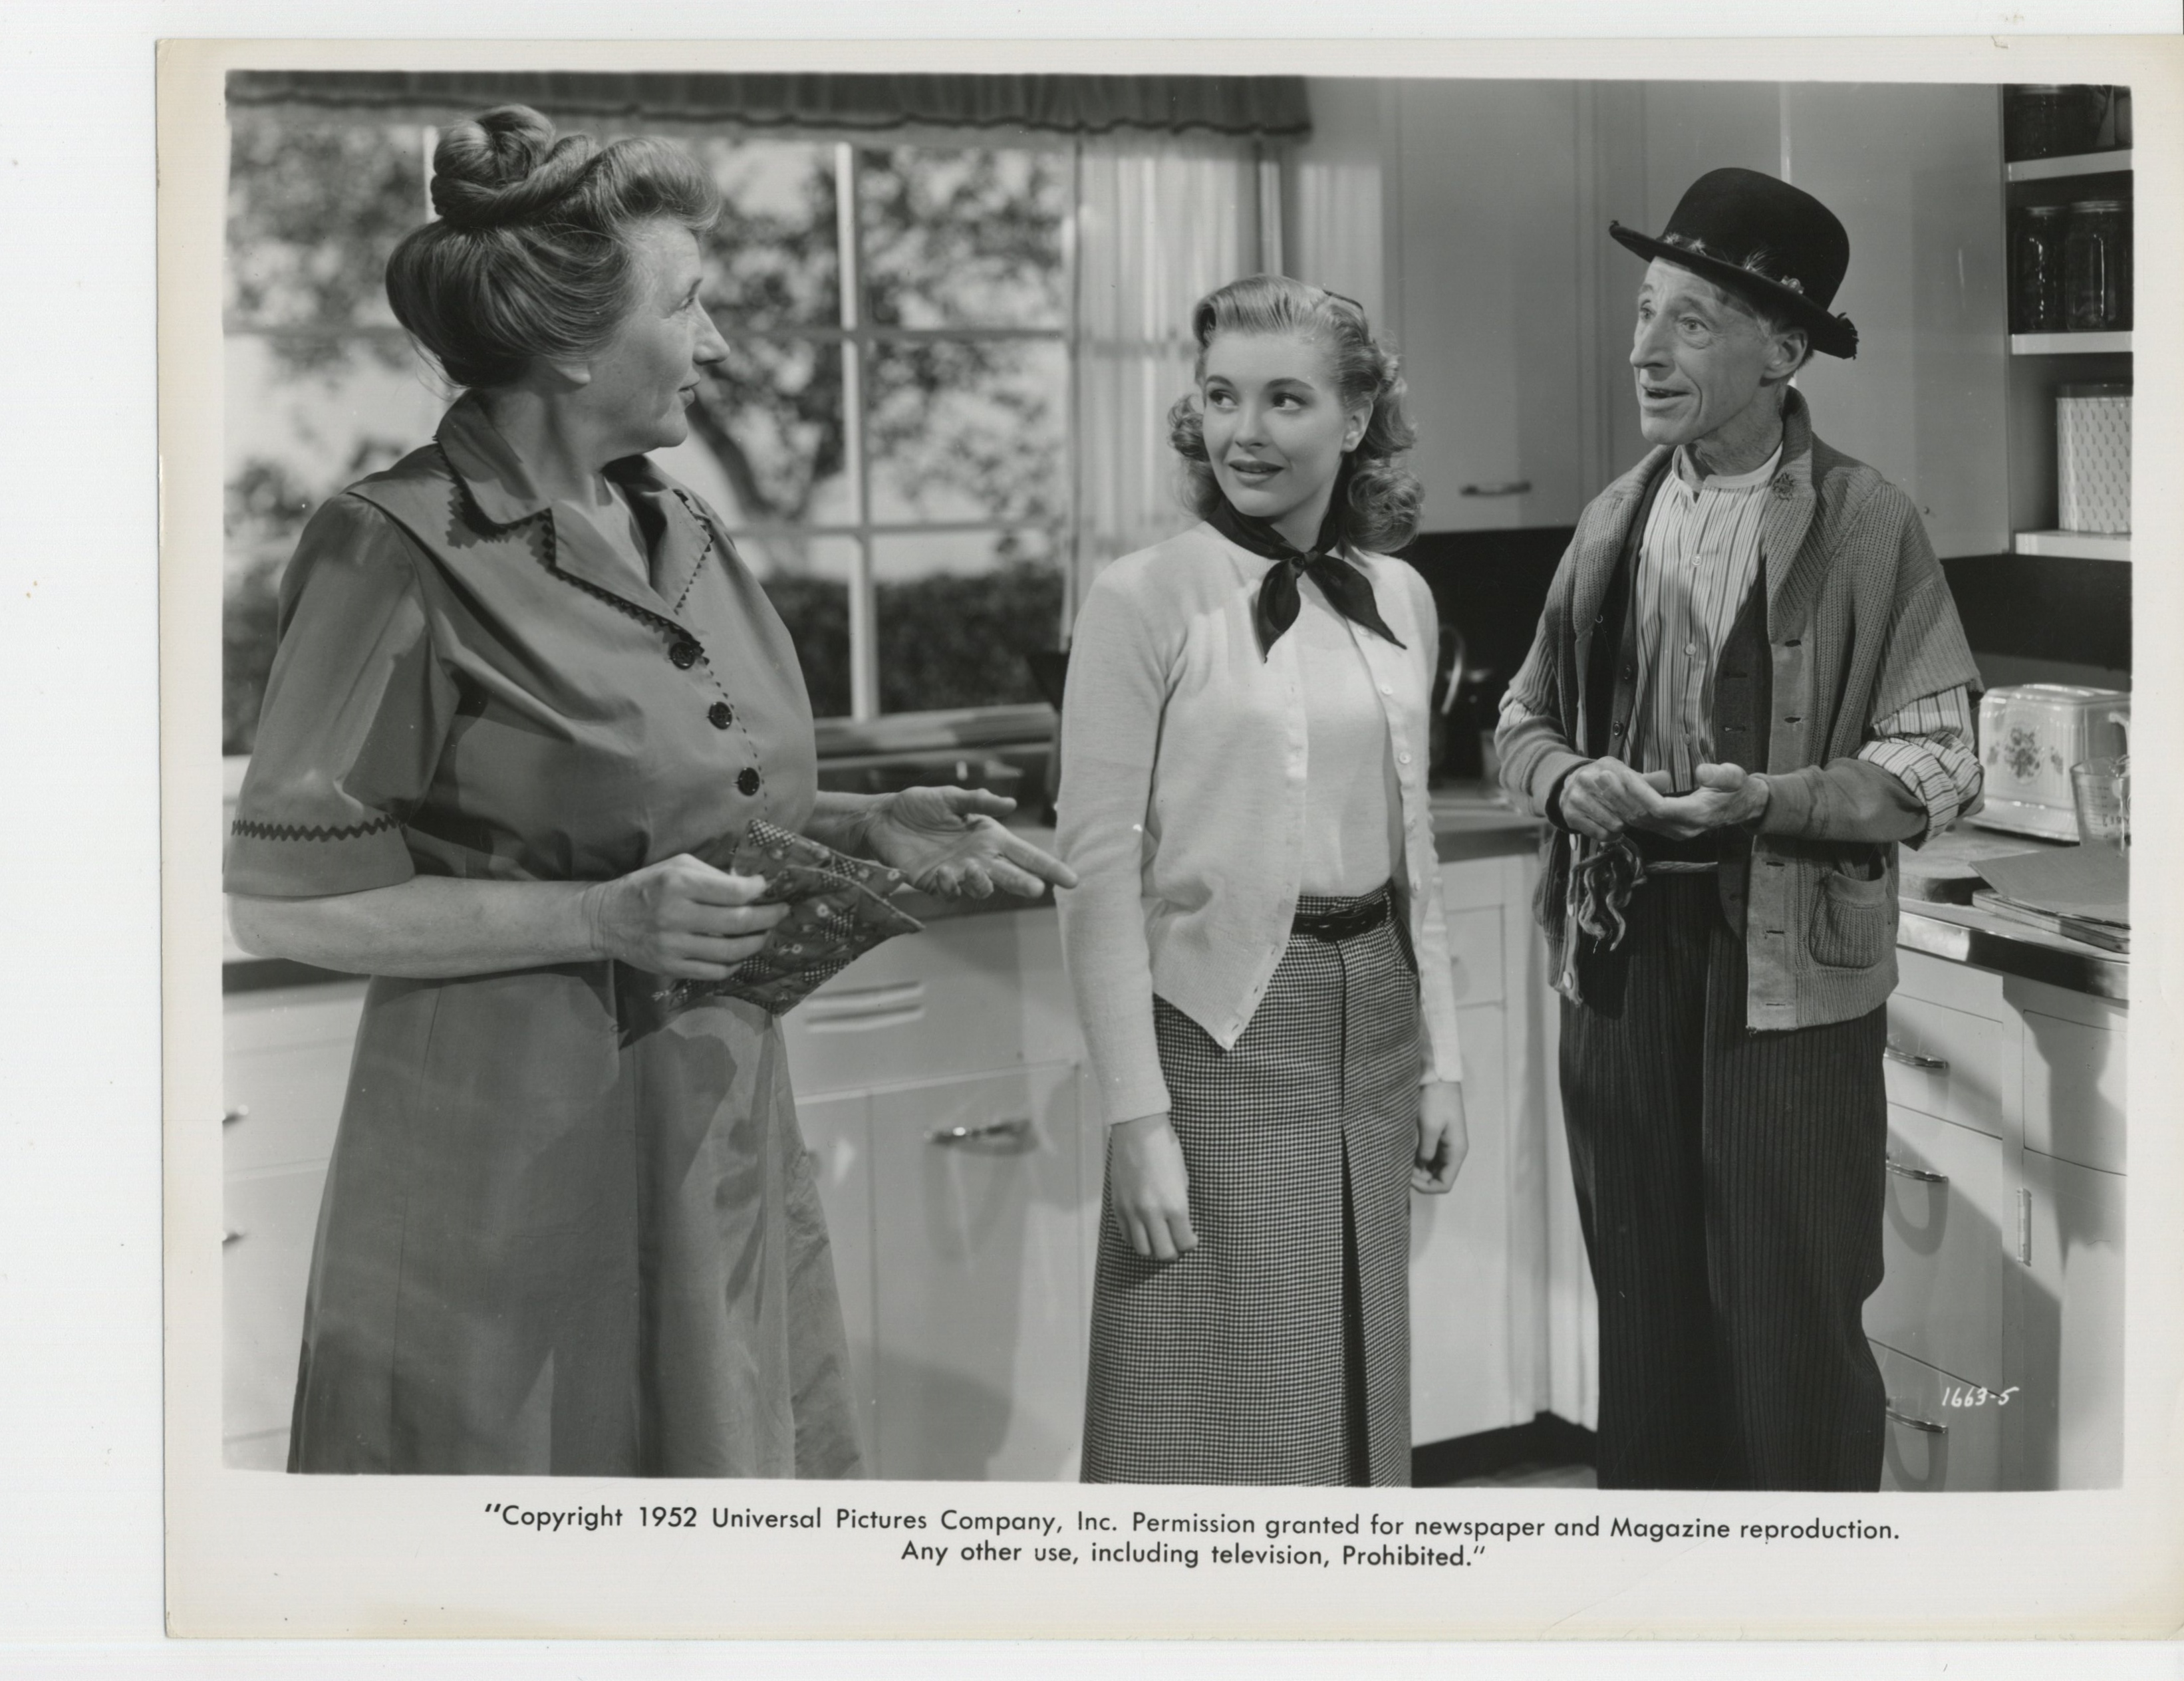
[
  {"x1": 2064, "y1": 199, "x2": 2131, "y2": 331},
  {"x1": 2011, "y1": 204, "x2": 2069, "y2": 332}
]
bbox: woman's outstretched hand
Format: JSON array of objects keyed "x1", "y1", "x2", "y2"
[
  {"x1": 582, "y1": 854, "x2": 788, "y2": 979},
  {"x1": 864, "y1": 786, "x2": 1079, "y2": 899},
  {"x1": 1413, "y1": 1080, "x2": 1468, "y2": 1194},
  {"x1": 1108, "y1": 1112, "x2": 1198, "y2": 1263}
]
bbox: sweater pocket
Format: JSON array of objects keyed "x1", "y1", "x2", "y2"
[{"x1": 1808, "y1": 866, "x2": 1893, "y2": 970}]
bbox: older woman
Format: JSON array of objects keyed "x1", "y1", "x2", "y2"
[
  {"x1": 1058, "y1": 276, "x2": 1467, "y2": 1486},
  {"x1": 226, "y1": 106, "x2": 1071, "y2": 1478}
]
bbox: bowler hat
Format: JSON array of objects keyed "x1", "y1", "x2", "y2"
[{"x1": 1610, "y1": 168, "x2": 1858, "y2": 359}]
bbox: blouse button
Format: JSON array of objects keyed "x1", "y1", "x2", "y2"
[
  {"x1": 1397, "y1": 751, "x2": 1412, "y2": 766},
  {"x1": 670, "y1": 640, "x2": 701, "y2": 670},
  {"x1": 738, "y1": 767, "x2": 763, "y2": 797},
  {"x1": 708, "y1": 701, "x2": 735, "y2": 729}
]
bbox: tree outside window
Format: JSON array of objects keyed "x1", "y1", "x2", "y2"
[{"x1": 222, "y1": 114, "x2": 1073, "y2": 754}]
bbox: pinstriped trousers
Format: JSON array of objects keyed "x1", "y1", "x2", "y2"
[{"x1": 1560, "y1": 872, "x2": 1887, "y2": 1491}]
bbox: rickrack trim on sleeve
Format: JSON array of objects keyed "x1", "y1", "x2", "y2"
[{"x1": 231, "y1": 813, "x2": 402, "y2": 843}]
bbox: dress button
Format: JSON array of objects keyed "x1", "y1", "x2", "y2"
[
  {"x1": 670, "y1": 640, "x2": 700, "y2": 670},
  {"x1": 738, "y1": 767, "x2": 763, "y2": 797},
  {"x1": 708, "y1": 701, "x2": 734, "y2": 729}
]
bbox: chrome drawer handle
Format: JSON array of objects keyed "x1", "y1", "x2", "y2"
[
  {"x1": 223, "y1": 1107, "x2": 249, "y2": 1124},
  {"x1": 927, "y1": 1116, "x2": 1030, "y2": 1148},
  {"x1": 1885, "y1": 1400, "x2": 1947, "y2": 1436},
  {"x1": 1884, "y1": 1041, "x2": 1948, "y2": 1071},
  {"x1": 1459, "y1": 479, "x2": 1532, "y2": 497},
  {"x1": 1885, "y1": 1156, "x2": 1948, "y2": 1186}
]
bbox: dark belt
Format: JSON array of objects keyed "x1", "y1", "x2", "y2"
[{"x1": 1292, "y1": 888, "x2": 1393, "y2": 943}]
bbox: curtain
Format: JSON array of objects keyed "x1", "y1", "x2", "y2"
[
  {"x1": 1069, "y1": 139, "x2": 1266, "y2": 624},
  {"x1": 225, "y1": 69, "x2": 1309, "y2": 142}
]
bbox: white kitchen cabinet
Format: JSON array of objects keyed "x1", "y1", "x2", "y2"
[
  {"x1": 1869, "y1": 948, "x2": 2127, "y2": 1490},
  {"x1": 1385, "y1": 80, "x2": 1586, "y2": 531},
  {"x1": 1409, "y1": 999, "x2": 1512, "y2": 1444},
  {"x1": 868, "y1": 1063, "x2": 1087, "y2": 1482},
  {"x1": 221, "y1": 979, "x2": 367, "y2": 1470},
  {"x1": 2014, "y1": 1147, "x2": 2125, "y2": 1490}
]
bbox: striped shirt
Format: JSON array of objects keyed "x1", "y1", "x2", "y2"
[{"x1": 1623, "y1": 444, "x2": 1981, "y2": 833}]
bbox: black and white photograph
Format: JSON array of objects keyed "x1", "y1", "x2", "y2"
[{"x1": 144, "y1": 23, "x2": 2184, "y2": 1648}]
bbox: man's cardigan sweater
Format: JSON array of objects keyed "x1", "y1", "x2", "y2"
[{"x1": 1496, "y1": 392, "x2": 1982, "y2": 1033}]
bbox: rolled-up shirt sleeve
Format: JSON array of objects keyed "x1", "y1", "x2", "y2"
[
  {"x1": 224, "y1": 495, "x2": 455, "y2": 900},
  {"x1": 1855, "y1": 685, "x2": 1982, "y2": 843}
]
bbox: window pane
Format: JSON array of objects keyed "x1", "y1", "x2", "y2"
[
  {"x1": 860, "y1": 146, "x2": 1068, "y2": 329},
  {"x1": 683, "y1": 339, "x2": 849, "y2": 528},
  {"x1": 695, "y1": 138, "x2": 840, "y2": 331},
  {"x1": 742, "y1": 535, "x2": 857, "y2": 722},
  {"x1": 223, "y1": 336, "x2": 446, "y2": 754},
  {"x1": 874, "y1": 533, "x2": 1063, "y2": 715},
  {"x1": 227, "y1": 113, "x2": 425, "y2": 338},
  {"x1": 867, "y1": 337, "x2": 1066, "y2": 528}
]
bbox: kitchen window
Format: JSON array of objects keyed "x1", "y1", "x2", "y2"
[{"x1": 221, "y1": 74, "x2": 1297, "y2": 757}]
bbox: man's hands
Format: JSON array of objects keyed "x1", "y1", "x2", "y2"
[
  {"x1": 1557, "y1": 758, "x2": 1769, "y2": 841},
  {"x1": 1647, "y1": 761, "x2": 1771, "y2": 839}
]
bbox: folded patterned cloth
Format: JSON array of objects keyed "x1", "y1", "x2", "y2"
[{"x1": 648, "y1": 819, "x2": 924, "y2": 1019}]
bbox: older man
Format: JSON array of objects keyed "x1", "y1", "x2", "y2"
[{"x1": 1496, "y1": 169, "x2": 1983, "y2": 1491}]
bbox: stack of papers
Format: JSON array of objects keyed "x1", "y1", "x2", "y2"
[{"x1": 1971, "y1": 846, "x2": 2129, "y2": 954}]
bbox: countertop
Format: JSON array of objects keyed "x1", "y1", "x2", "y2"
[{"x1": 221, "y1": 793, "x2": 2125, "y2": 1001}]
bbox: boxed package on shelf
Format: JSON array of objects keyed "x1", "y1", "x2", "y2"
[{"x1": 2057, "y1": 383, "x2": 2131, "y2": 535}]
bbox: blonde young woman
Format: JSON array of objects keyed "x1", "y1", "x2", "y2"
[{"x1": 1057, "y1": 276, "x2": 1468, "y2": 1487}]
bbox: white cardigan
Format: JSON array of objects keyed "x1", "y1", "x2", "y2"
[{"x1": 1055, "y1": 521, "x2": 1465, "y2": 1128}]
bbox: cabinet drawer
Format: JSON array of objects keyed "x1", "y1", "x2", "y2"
[
  {"x1": 780, "y1": 917, "x2": 1025, "y2": 1097},
  {"x1": 1443, "y1": 904, "x2": 1504, "y2": 1007},
  {"x1": 223, "y1": 1161, "x2": 329, "y2": 1454},
  {"x1": 1874, "y1": 1342, "x2": 2005, "y2": 1493},
  {"x1": 1864, "y1": 1106, "x2": 2008, "y2": 1388},
  {"x1": 1881, "y1": 993, "x2": 2008, "y2": 1139},
  {"x1": 223, "y1": 983, "x2": 367, "y2": 1175},
  {"x1": 2022, "y1": 1008, "x2": 2125, "y2": 1175}
]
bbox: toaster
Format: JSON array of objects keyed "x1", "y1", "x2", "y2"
[{"x1": 1972, "y1": 684, "x2": 2131, "y2": 840}]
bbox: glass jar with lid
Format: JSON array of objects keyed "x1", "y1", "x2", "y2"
[
  {"x1": 2012, "y1": 204, "x2": 2069, "y2": 332},
  {"x1": 2064, "y1": 199, "x2": 2132, "y2": 331}
]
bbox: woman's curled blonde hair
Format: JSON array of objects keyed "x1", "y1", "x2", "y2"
[{"x1": 1168, "y1": 274, "x2": 1424, "y2": 553}]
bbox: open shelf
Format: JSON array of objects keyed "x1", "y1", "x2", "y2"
[
  {"x1": 2012, "y1": 529, "x2": 2130, "y2": 563},
  {"x1": 2011, "y1": 331, "x2": 2131, "y2": 356},
  {"x1": 2005, "y1": 150, "x2": 2132, "y2": 183},
  {"x1": 2006, "y1": 150, "x2": 2133, "y2": 183}
]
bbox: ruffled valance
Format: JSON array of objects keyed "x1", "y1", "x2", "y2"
[{"x1": 225, "y1": 68, "x2": 1311, "y2": 141}]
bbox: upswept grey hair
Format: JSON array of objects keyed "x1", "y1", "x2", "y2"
[{"x1": 384, "y1": 105, "x2": 721, "y2": 391}]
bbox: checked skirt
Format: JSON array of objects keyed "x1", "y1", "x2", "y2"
[{"x1": 1081, "y1": 890, "x2": 1423, "y2": 1486}]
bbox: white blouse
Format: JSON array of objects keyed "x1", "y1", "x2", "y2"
[
  {"x1": 1056, "y1": 521, "x2": 1464, "y2": 1128},
  {"x1": 1292, "y1": 577, "x2": 1404, "y2": 897}
]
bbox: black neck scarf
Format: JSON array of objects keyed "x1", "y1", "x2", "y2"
[{"x1": 1207, "y1": 482, "x2": 1407, "y2": 662}]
